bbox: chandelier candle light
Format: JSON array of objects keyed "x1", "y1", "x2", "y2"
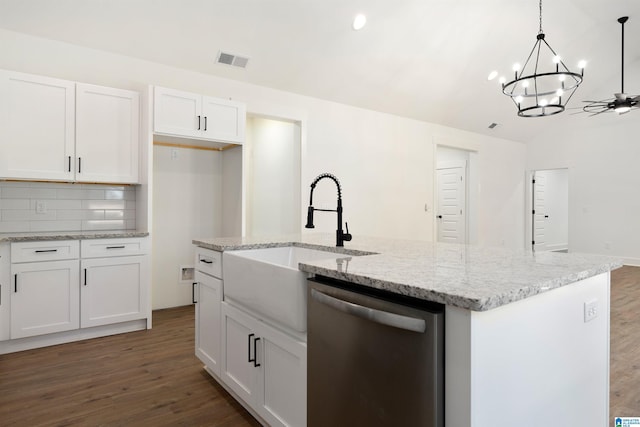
[{"x1": 497, "y1": 0, "x2": 586, "y2": 117}]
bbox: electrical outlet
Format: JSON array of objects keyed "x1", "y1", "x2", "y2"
[
  {"x1": 35, "y1": 200, "x2": 47, "y2": 214},
  {"x1": 584, "y1": 299, "x2": 598, "y2": 323}
]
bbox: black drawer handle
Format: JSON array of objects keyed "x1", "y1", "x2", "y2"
[
  {"x1": 84, "y1": 268, "x2": 87, "y2": 286},
  {"x1": 106, "y1": 246, "x2": 126, "y2": 249},
  {"x1": 197, "y1": 115, "x2": 201, "y2": 130},
  {"x1": 14, "y1": 274, "x2": 17, "y2": 293},
  {"x1": 68, "y1": 156, "x2": 72, "y2": 172},
  {"x1": 35, "y1": 249, "x2": 58, "y2": 253},
  {"x1": 253, "y1": 337, "x2": 261, "y2": 367},
  {"x1": 204, "y1": 116, "x2": 207, "y2": 131},
  {"x1": 199, "y1": 258, "x2": 213, "y2": 264},
  {"x1": 192, "y1": 282, "x2": 197, "y2": 304},
  {"x1": 248, "y1": 333, "x2": 255, "y2": 363},
  {"x1": 78, "y1": 157, "x2": 82, "y2": 173}
]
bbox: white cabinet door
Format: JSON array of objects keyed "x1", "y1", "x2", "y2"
[
  {"x1": 10, "y1": 259, "x2": 80, "y2": 339},
  {"x1": 220, "y1": 302, "x2": 262, "y2": 405},
  {"x1": 221, "y1": 302, "x2": 307, "y2": 427},
  {"x1": 154, "y1": 86, "x2": 245, "y2": 144},
  {"x1": 258, "y1": 320, "x2": 307, "y2": 427},
  {"x1": 195, "y1": 271, "x2": 222, "y2": 375},
  {"x1": 153, "y1": 86, "x2": 202, "y2": 138},
  {"x1": 0, "y1": 244, "x2": 10, "y2": 341},
  {"x1": 76, "y1": 83, "x2": 140, "y2": 183},
  {"x1": 201, "y1": 96, "x2": 246, "y2": 144},
  {"x1": 80, "y1": 255, "x2": 148, "y2": 328},
  {"x1": 0, "y1": 70, "x2": 75, "y2": 181}
]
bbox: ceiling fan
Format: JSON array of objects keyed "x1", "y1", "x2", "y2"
[{"x1": 583, "y1": 16, "x2": 639, "y2": 115}]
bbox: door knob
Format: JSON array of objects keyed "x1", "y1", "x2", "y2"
[{"x1": 437, "y1": 215, "x2": 443, "y2": 219}]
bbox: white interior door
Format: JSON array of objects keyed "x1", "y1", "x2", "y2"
[
  {"x1": 532, "y1": 172, "x2": 548, "y2": 251},
  {"x1": 437, "y1": 162, "x2": 466, "y2": 244}
]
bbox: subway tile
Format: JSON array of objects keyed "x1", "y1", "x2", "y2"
[
  {"x1": 0, "y1": 221, "x2": 30, "y2": 232},
  {"x1": 56, "y1": 210, "x2": 105, "y2": 220},
  {"x1": 125, "y1": 200, "x2": 137, "y2": 210},
  {"x1": 30, "y1": 220, "x2": 81, "y2": 232},
  {"x1": 104, "y1": 210, "x2": 124, "y2": 220},
  {"x1": 123, "y1": 210, "x2": 136, "y2": 220},
  {"x1": 105, "y1": 190, "x2": 124, "y2": 200},
  {"x1": 125, "y1": 219, "x2": 137, "y2": 230},
  {"x1": 2, "y1": 209, "x2": 57, "y2": 221},
  {"x1": 31, "y1": 188, "x2": 57, "y2": 199},
  {"x1": 82, "y1": 200, "x2": 126, "y2": 210},
  {"x1": 30, "y1": 199, "x2": 82, "y2": 210},
  {"x1": 56, "y1": 188, "x2": 90, "y2": 200},
  {"x1": 0, "y1": 199, "x2": 30, "y2": 210},
  {"x1": 124, "y1": 189, "x2": 136, "y2": 201},
  {"x1": 2, "y1": 187, "x2": 31, "y2": 198},
  {"x1": 82, "y1": 219, "x2": 125, "y2": 231}
]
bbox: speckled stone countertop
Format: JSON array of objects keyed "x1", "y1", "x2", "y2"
[
  {"x1": 0, "y1": 230, "x2": 149, "y2": 242},
  {"x1": 192, "y1": 234, "x2": 622, "y2": 312}
]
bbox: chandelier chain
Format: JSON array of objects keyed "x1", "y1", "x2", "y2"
[{"x1": 539, "y1": 0, "x2": 543, "y2": 34}]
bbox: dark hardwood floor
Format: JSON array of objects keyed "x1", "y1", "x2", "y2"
[
  {"x1": 1, "y1": 266, "x2": 638, "y2": 425},
  {"x1": 0, "y1": 306, "x2": 260, "y2": 426}
]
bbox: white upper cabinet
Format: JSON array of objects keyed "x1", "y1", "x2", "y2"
[
  {"x1": 76, "y1": 83, "x2": 140, "y2": 183},
  {"x1": 154, "y1": 86, "x2": 245, "y2": 144},
  {"x1": 0, "y1": 70, "x2": 140, "y2": 184},
  {"x1": 0, "y1": 70, "x2": 75, "y2": 181}
]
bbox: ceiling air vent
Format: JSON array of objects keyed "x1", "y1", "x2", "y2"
[{"x1": 216, "y1": 51, "x2": 249, "y2": 69}]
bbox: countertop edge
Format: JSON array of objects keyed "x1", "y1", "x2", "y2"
[{"x1": 0, "y1": 231, "x2": 150, "y2": 242}]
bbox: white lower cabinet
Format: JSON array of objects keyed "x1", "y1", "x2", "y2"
[
  {"x1": 194, "y1": 270, "x2": 222, "y2": 376},
  {"x1": 1, "y1": 244, "x2": 12, "y2": 341},
  {"x1": 221, "y1": 302, "x2": 307, "y2": 427},
  {"x1": 80, "y1": 255, "x2": 148, "y2": 328},
  {"x1": 11, "y1": 259, "x2": 80, "y2": 339}
]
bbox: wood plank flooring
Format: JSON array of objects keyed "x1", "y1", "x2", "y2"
[
  {"x1": 0, "y1": 306, "x2": 260, "y2": 426},
  {"x1": 610, "y1": 265, "x2": 640, "y2": 417},
  {"x1": 0, "y1": 266, "x2": 638, "y2": 425}
]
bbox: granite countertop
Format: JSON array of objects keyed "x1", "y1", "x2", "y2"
[
  {"x1": 193, "y1": 234, "x2": 623, "y2": 311},
  {"x1": 0, "y1": 230, "x2": 149, "y2": 242}
]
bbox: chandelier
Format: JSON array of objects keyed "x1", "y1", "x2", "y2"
[{"x1": 498, "y1": 0, "x2": 585, "y2": 117}]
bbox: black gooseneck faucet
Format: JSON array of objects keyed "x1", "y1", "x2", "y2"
[{"x1": 305, "y1": 173, "x2": 352, "y2": 247}]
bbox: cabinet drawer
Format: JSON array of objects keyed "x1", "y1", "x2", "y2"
[
  {"x1": 81, "y1": 237, "x2": 148, "y2": 258},
  {"x1": 195, "y1": 247, "x2": 222, "y2": 278},
  {"x1": 11, "y1": 240, "x2": 79, "y2": 262}
]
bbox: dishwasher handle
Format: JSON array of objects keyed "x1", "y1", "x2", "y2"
[{"x1": 311, "y1": 288, "x2": 426, "y2": 333}]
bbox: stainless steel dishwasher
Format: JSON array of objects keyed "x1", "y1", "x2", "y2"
[{"x1": 308, "y1": 277, "x2": 444, "y2": 427}]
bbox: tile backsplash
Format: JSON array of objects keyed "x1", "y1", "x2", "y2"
[{"x1": 0, "y1": 181, "x2": 136, "y2": 233}]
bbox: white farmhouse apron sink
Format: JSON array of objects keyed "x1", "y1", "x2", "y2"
[{"x1": 223, "y1": 246, "x2": 351, "y2": 333}]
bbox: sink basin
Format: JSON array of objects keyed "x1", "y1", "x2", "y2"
[{"x1": 223, "y1": 246, "x2": 351, "y2": 333}]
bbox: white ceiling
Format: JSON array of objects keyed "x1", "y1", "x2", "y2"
[{"x1": 1, "y1": 0, "x2": 639, "y2": 143}]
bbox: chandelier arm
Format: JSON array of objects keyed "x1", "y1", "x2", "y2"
[
  {"x1": 519, "y1": 39, "x2": 541, "y2": 80},
  {"x1": 533, "y1": 40, "x2": 543, "y2": 103}
]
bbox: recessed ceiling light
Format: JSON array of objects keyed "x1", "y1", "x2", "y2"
[{"x1": 353, "y1": 14, "x2": 367, "y2": 30}]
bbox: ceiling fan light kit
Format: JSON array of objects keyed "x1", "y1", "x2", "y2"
[
  {"x1": 582, "y1": 16, "x2": 640, "y2": 116},
  {"x1": 500, "y1": 0, "x2": 585, "y2": 117}
]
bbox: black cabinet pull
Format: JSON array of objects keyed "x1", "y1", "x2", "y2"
[
  {"x1": 78, "y1": 157, "x2": 82, "y2": 173},
  {"x1": 199, "y1": 258, "x2": 213, "y2": 264},
  {"x1": 68, "y1": 156, "x2": 72, "y2": 172},
  {"x1": 106, "y1": 246, "x2": 125, "y2": 250},
  {"x1": 437, "y1": 215, "x2": 443, "y2": 219},
  {"x1": 253, "y1": 337, "x2": 261, "y2": 367},
  {"x1": 248, "y1": 333, "x2": 255, "y2": 363},
  {"x1": 35, "y1": 249, "x2": 58, "y2": 253},
  {"x1": 84, "y1": 268, "x2": 87, "y2": 286},
  {"x1": 192, "y1": 282, "x2": 197, "y2": 304},
  {"x1": 204, "y1": 116, "x2": 207, "y2": 131},
  {"x1": 197, "y1": 115, "x2": 201, "y2": 130},
  {"x1": 14, "y1": 274, "x2": 17, "y2": 293}
]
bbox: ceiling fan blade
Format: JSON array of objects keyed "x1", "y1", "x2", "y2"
[
  {"x1": 632, "y1": 95, "x2": 640, "y2": 102},
  {"x1": 588, "y1": 108, "x2": 610, "y2": 117}
]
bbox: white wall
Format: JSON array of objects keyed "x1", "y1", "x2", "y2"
[
  {"x1": 527, "y1": 114, "x2": 640, "y2": 265},
  {"x1": 0, "y1": 28, "x2": 528, "y2": 307},
  {"x1": 246, "y1": 116, "x2": 301, "y2": 236}
]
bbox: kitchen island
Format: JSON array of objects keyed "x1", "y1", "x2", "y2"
[{"x1": 193, "y1": 234, "x2": 621, "y2": 427}]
